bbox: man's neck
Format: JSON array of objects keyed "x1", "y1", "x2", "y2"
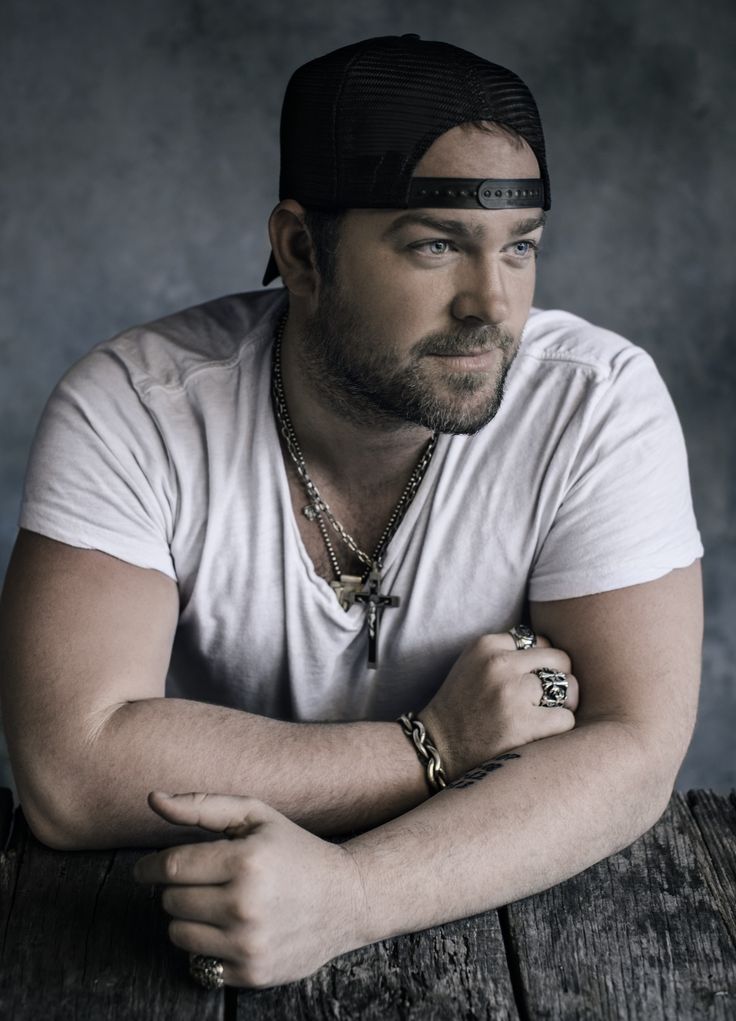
[{"x1": 278, "y1": 316, "x2": 435, "y2": 494}]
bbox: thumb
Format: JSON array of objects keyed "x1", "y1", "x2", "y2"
[{"x1": 146, "y1": 791, "x2": 277, "y2": 836}]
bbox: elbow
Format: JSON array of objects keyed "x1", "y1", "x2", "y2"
[
  {"x1": 572, "y1": 716, "x2": 685, "y2": 852},
  {"x1": 642, "y1": 718, "x2": 695, "y2": 809},
  {"x1": 639, "y1": 769, "x2": 677, "y2": 836},
  {"x1": 8, "y1": 740, "x2": 107, "y2": 852},
  {"x1": 608, "y1": 718, "x2": 690, "y2": 838},
  {"x1": 12, "y1": 758, "x2": 95, "y2": 850},
  {"x1": 22, "y1": 803, "x2": 81, "y2": 851},
  {"x1": 15, "y1": 783, "x2": 85, "y2": 851},
  {"x1": 20, "y1": 785, "x2": 119, "y2": 851},
  {"x1": 8, "y1": 703, "x2": 126, "y2": 850}
]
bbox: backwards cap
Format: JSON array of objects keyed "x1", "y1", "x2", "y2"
[{"x1": 263, "y1": 33, "x2": 550, "y2": 284}]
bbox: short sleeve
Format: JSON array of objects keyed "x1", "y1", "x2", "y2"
[
  {"x1": 529, "y1": 348, "x2": 703, "y2": 601},
  {"x1": 19, "y1": 345, "x2": 177, "y2": 580}
]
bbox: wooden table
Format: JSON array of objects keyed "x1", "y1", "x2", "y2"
[{"x1": 1, "y1": 787, "x2": 735, "y2": 1019}]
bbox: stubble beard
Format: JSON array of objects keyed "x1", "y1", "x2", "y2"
[{"x1": 298, "y1": 281, "x2": 519, "y2": 435}]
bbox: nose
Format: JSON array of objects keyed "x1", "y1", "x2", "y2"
[{"x1": 450, "y1": 256, "x2": 510, "y2": 326}]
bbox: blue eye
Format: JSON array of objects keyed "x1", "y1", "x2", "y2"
[{"x1": 510, "y1": 240, "x2": 538, "y2": 258}]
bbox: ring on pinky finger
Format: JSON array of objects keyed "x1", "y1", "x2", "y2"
[{"x1": 189, "y1": 953, "x2": 226, "y2": 990}]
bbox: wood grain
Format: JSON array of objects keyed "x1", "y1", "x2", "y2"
[
  {"x1": 503, "y1": 792, "x2": 736, "y2": 1020},
  {"x1": 687, "y1": 789, "x2": 736, "y2": 947},
  {"x1": 0, "y1": 802, "x2": 223, "y2": 1020},
  {"x1": 237, "y1": 911, "x2": 519, "y2": 1020},
  {"x1": 3, "y1": 789, "x2": 736, "y2": 1019}
]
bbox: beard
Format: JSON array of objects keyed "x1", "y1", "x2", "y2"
[{"x1": 297, "y1": 280, "x2": 520, "y2": 435}]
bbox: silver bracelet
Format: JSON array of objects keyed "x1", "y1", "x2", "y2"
[{"x1": 398, "y1": 712, "x2": 448, "y2": 792}]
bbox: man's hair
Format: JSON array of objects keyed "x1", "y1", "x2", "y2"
[
  {"x1": 302, "y1": 120, "x2": 528, "y2": 285},
  {"x1": 302, "y1": 208, "x2": 346, "y2": 285},
  {"x1": 469, "y1": 119, "x2": 526, "y2": 148}
]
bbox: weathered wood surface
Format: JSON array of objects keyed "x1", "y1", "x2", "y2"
[
  {"x1": 2, "y1": 790, "x2": 735, "y2": 1020},
  {"x1": 238, "y1": 911, "x2": 519, "y2": 1020},
  {"x1": 504, "y1": 793, "x2": 736, "y2": 1020},
  {"x1": 0, "y1": 796, "x2": 223, "y2": 1020},
  {"x1": 687, "y1": 789, "x2": 736, "y2": 947}
]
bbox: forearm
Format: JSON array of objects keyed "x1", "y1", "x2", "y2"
[
  {"x1": 43, "y1": 697, "x2": 427, "y2": 849},
  {"x1": 344, "y1": 720, "x2": 673, "y2": 946}
]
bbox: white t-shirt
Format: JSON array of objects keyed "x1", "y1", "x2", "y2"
[{"x1": 20, "y1": 288, "x2": 703, "y2": 721}]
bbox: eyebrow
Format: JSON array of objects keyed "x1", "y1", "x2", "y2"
[
  {"x1": 382, "y1": 211, "x2": 546, "y2": 241},
  {"x1": 509, "y1": 213, "x2": 547, "y2": 236}
]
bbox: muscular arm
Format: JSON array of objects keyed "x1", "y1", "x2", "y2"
[
  {"x1": 0, "y1": 531, "x2": 426, "y2": 849},
  {"x1": 343, "y1": 562, "x2": 702, "y2": 942}
]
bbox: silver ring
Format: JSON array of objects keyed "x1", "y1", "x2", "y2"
[
  {"x1": 510, "y1": 624, "x2": 537, "y2": 650},
  {"x1": 189, "y1": 954, "x2": 225, "y2": 990},
  {"x1": 533, "y1": 668, "x2": 568, "y2": 707}
]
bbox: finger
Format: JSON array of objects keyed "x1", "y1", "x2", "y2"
[
  {"x1": 145, "y1": 791, "x2": 277, "y2": 836},
  {"x1": 563, "y1": 674, "x2": 579, "y2": 713},
  {"x1": 167, "y1": 917, "x2": 232, "y2": 960},
  {"x1": 161, "y1": 883, "x2": 240, "y2": 928},
  {"x1": 517, "y1": 648, "x2": 572, "y2": 673},
  {"x1": 534, "y1": 706, "x2": 576, "y2": 736},
  {"x1": 134, "y1": 839, "x2": 239, "y2": 886},
  {"x1": 503, "y1": 630, "x2": 551, "y2": 651}
]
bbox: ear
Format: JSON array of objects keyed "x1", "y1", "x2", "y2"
[{"x1": 267, "y1": 200, "x2": 319, "y2": 297}]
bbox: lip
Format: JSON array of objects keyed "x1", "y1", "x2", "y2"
[{"x1": 428, "y1": 349, "x2": 499, "y2": 371}]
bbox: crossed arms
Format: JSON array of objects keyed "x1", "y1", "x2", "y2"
[{"x1": 0, "y1": 528, "x2": 702, "y2": 985}]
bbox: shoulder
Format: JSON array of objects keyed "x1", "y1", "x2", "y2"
[
  {"x1": 516, "y1": 307, "x2": 656, "y2": 387},
  {"x1": 59, "y1": 288, "x2": 287, "y2": 399},
  {"x1": 500, "y1": 307, "x2": 678, "y2": 450}
]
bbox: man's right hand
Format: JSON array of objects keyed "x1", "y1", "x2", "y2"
[{"x1": 419, "y1": 632, "x2": 579, "y2": 781}]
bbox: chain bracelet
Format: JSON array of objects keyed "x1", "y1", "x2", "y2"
[{"x1": 398, "y1": 712, "x2": 448, "y2": 792}]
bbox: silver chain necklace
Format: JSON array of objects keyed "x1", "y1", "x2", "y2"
[{"x1": 271, "y1": 313, "x2": 438, "y2": 667}]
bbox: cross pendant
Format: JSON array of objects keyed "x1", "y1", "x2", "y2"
[{"x1": 352, "y1": 567, "x2": 400, "y2": 669}]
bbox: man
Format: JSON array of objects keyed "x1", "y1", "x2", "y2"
[{"x1": 0, "y1": 35, "x2": 702, "y2": 990}]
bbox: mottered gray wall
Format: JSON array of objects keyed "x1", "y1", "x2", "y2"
[{"x1": 1, "y1": 0, "x2": 734, "y2": 794}]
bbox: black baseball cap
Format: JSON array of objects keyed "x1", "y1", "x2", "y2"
[{"x1": 263, "y1": 34, "x2": 550, "y2": 285}]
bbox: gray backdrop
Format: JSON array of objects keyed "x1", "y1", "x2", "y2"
[{"x1": 1, "y1": 0, "x2": 734, "y2": 795}]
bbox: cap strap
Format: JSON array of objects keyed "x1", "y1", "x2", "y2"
[{"x1": 408, "y1": 178, "x2": 544, "y2": 209}]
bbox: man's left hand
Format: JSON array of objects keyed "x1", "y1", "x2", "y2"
[{"x1": 132, "y1": 791, "x2": 365, "y2": 988}]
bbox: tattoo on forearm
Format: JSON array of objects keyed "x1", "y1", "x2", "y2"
[{"x1": 448, "y1": 752, "x2": 522, "y2": 789}]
